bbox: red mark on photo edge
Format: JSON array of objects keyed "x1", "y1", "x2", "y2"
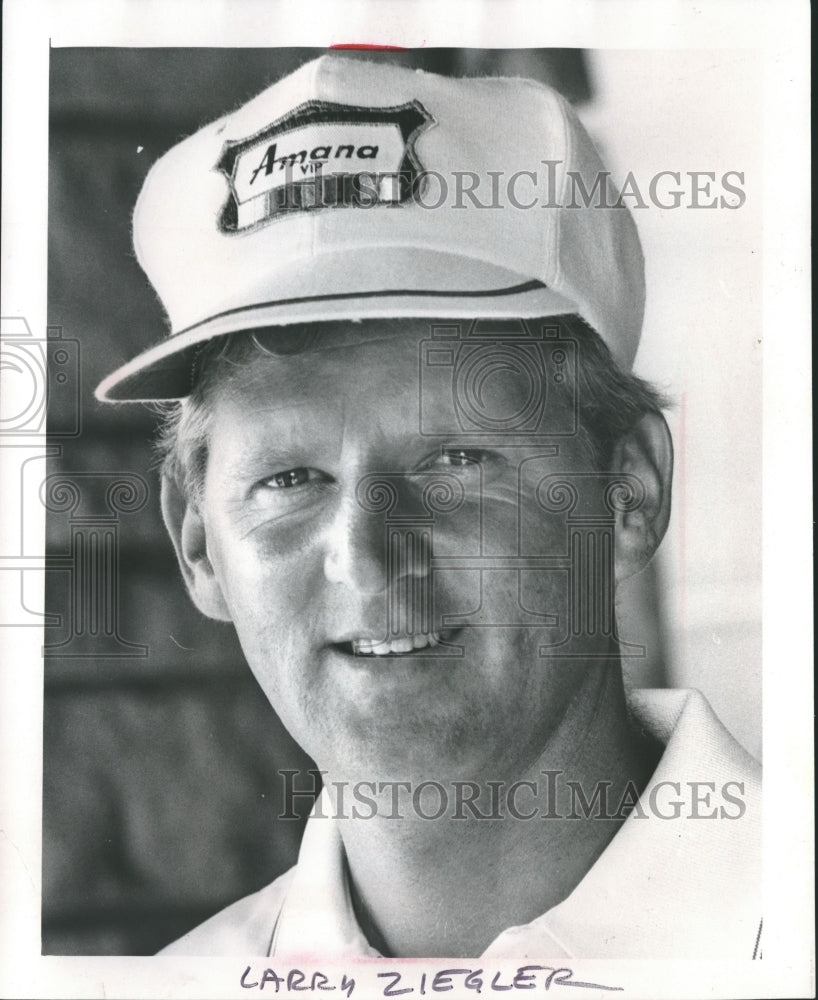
[{"x1": 330, "y1": 44, "x2": 409, "y2": 51}]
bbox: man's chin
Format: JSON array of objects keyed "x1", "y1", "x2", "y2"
[{"x1": 314, "y1": 704, "x2": 526, "y2": 787}]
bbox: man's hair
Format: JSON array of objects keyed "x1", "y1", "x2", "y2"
[{"x1": 154, "y1": 316, "x2": 669, "y2": 507}]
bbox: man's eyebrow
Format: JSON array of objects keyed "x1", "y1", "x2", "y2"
[{"x1": 218, "y1": 445, "x2": 316, "y2": 482}]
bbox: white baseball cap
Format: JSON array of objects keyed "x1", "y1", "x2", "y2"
[{"x1": 96, "y1": 54, "x2": 645, "y2": 402}]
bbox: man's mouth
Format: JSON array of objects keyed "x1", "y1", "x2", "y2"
[{"x1": 335, "y1": 629, "x2": 459, "y2": 656}]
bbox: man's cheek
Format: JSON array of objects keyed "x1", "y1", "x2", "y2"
[
  {"x1": 215, "y1": 523, "x2": 320, "y2": 591},
  {"x1": 231, "y1": 609, "x2": 319, "y2": 727},
  {"x1": 519, "y1": 503, "x2": 568, "y2": 558},
  {"x1": 233, "y1": 571, "x2": 318, "y2": 634},
  {"x1": 429, "y1": 567, "x2": 482, "y2": 627}
]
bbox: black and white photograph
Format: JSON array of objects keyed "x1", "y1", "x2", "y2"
[{"x1": 0, "y1": 3, "x2": 812, "y2": 998}]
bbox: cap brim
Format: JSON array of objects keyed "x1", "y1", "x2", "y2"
[{"x1": 96, "y1": 256, "x2": 577, "y2": 401}]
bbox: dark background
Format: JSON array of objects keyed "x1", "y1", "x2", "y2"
[{"x1": 43, "y1": 47, "x2": 624, "y2": 956}]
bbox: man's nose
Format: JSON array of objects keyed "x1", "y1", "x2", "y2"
[{"x1": 322, "y1": 493, "x2": 430, "y2": 597}]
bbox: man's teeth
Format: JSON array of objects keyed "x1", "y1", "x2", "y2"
[{"x1": 352, "y1": 632, "x2": 443, "y2": 655}]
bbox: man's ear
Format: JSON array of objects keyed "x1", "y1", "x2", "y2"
[
  {"x1": 610, "y1": 411, "x2": 674, "y2": 583},
  {"x1": 160, "y1": 474, "x2": 233, "y2": 622}
]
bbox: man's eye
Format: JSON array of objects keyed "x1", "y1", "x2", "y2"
[
  {"x1": 250, "y1": 467, "x2": 335, "y2": 512},
  {"x1": 438, "y1": 449, "x2": 485, "y2": 467},
  {"x1": 263, "y1": 467, "x2": 314, "y2": 489},
  {"x1": 427, "y1": 449, "x2": 507, "y2": 485}
]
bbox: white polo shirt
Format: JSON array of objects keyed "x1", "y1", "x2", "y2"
[{"x1": 159, "y1": 688, "x2": 761, "y2": 959}]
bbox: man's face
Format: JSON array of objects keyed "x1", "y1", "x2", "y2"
[{"x1": 195, "y1": 321, "x2": 608, "y2": 782}]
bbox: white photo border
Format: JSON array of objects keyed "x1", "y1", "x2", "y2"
[{"x1": 1, "y1": 2, "x2": 812, "y2": 998}]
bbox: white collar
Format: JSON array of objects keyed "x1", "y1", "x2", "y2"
[{"x1": 272, "y1": 689, "x2": 761, "y2": 959}]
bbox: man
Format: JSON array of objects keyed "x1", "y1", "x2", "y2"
[{"x1": 96, "y1": 55, "x2": 760, "y2": 959}]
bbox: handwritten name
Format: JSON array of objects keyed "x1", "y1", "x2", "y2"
[
  {"x1": 241, "y1": 967, "x2": 355, "y2": 996},
  {"x1": 239, "y1": 964, "x2": 622, "y2": 995}
]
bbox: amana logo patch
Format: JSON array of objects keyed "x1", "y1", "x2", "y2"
[{"x1": 217, "y1": 100, "x2": 434, "y2": 231}]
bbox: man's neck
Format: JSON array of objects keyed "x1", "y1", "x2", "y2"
[{"x1": 327, "y1": 663, "x2": 659, "y2": 958}]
